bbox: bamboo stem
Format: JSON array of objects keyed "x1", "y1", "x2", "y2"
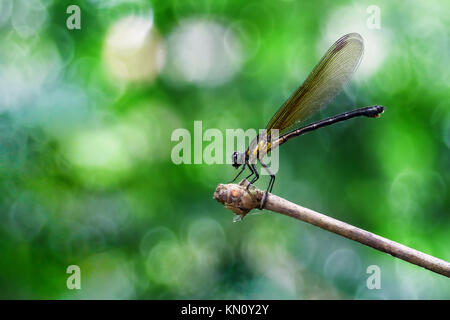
[{"x1": 213, "y1": 180, "x2": 450, "y2": 278}]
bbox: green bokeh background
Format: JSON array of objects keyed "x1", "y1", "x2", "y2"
[{"x1": 0, "y1": 0, "x2": 449, "y2": 299}]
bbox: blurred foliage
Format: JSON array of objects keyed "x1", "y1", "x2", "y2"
[{"x1": 0, "y1": 0, "x2": 449, "y2": 299}]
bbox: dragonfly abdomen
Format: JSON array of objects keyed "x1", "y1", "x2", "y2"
[{"x1": 278, "y1": 105, "x2": 384, "y2": 146}]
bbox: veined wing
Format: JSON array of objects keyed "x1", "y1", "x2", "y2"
[{"x1": 266, "y1": 33, "x2": 364, "y2": 133}]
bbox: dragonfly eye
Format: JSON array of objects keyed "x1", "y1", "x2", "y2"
[{"x1": 232, "y1": 151, "x2": 242, "y2": 169}]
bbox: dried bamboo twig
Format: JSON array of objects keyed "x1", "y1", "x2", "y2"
[{"x1": 213, "y1": 180, "x2": 450, "y2": 278}]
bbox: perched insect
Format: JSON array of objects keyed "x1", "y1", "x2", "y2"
[{"x1": 231, "y1": 33, "x2": 385, "y2": 209}]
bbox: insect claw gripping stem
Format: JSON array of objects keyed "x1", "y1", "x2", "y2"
[{"x1": 260, "y1": 192, "x2": 268, "y2": 210}]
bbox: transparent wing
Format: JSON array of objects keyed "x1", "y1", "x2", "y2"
[{"x1": 266, "y1": 33, "x2": 364, "y2": 133}]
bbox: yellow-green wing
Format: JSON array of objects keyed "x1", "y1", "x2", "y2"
[{"x1": 266, "y1": 33, "x2": 364, "y2": 133}]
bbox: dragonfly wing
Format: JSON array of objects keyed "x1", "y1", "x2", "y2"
[{"x1": 266, "y1": 33, "x2": 364, "y2": 133}]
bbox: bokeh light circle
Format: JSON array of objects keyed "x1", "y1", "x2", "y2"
[
  {"x1": 164, "y1": 19, "x2": 242, "y2": 87},
  {"x1": 103, "y1": 14, "x2": 165, "y2": 83}
]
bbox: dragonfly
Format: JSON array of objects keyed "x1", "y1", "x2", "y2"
[{"x1": 230, "y1": 33, "x2": 385, "y2": 209}]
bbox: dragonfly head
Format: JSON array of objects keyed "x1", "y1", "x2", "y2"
[{"x1": 232, "y1": 151, "x2": 245, "y2": 169}]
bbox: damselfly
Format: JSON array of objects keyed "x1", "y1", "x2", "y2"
[{"x1": 230, "y1": 33, "x2": 385, "y2": 209}]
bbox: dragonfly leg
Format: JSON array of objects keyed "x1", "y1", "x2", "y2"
[
  {"x1": 259, "y1": 161, "x2": 276, "y2": 209},
  {"x1": 230, "y1": 163, "x2": 247, "y2": 183},
  {"x1": 244, "y1": 164, "x2": 255, "y2": 182},
  {"x1": 246, "y1": 163, "x2": 259, "y2": 191}
]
